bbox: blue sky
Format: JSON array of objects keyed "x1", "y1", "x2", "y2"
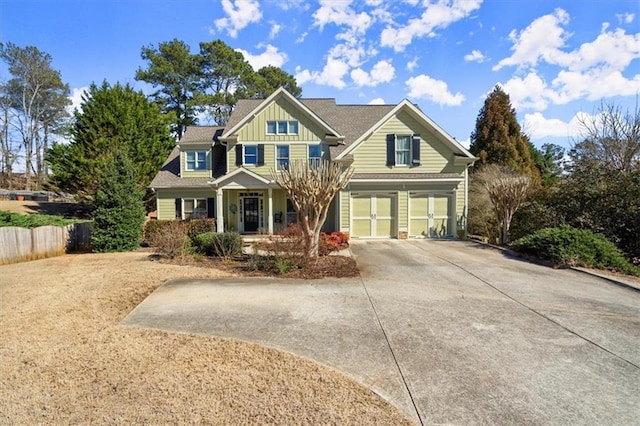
[{"x1": 1, "y1": 0, "x2": 639, "y2": 150}]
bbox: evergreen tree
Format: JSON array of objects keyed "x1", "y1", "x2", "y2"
[
  {"x1": 249, "y1": 65, "x2": 302, "y2": 99},
  {"x1": 470, "y1": 86, "x2": 539, "y2": 180},
  {"x1": 91, "y1": 151, "x2": 146, "y2": 252},
  {"x1": 46, "y1": 81, "x2": 174, "y2": 201}
]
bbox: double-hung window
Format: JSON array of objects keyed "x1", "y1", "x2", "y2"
[
  {"x1": 267, "y1": 120, "x2": 299, "y2": 135},
  {"x1": 184, "y1": 199, "x2": 207, "y2": 219},
  {"x1": 395, "y1": 135, "x2": 411, "y2": 166},
  {"x1": 286, "y1": 199, "x2": 297, "y2": 225},
  {"x1": 308, "y1": 144, "x2": 322, "y2": 167},
  {"x1": 185, "y1": 151, "x2": 207, "y2": 171},
  {"x1": 276, "y1": 145, "x2": 289, "y2": 170},
  {"x1": 244, "y1": 145, "x2": 257, "y2": 165}
]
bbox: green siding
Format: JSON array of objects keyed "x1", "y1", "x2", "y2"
[
  {"x1": 181, "y1": 149, "x2": 212, "y2": 178},
  {"x1": 351, "y1": 110, "x2": 463, "y2": 174},
  {"x1": 237, "y1": 97, "x2": 325, "y2": 142},
  {"x1": 156, "y1": 188, "x2": 215, "y2": 220}
]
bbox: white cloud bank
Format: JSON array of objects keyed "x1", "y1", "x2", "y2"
[
  {"x1": 351, "y1": 60, "x2": 395, "y2": 87},
  {"x1": 236, "y1": 44, "x2": 287, "y2": 70},
  {"x1": 67, "y1": 87, "x2": 88, "y2": 114},
  {"x1": 464, "y1": 50, "x2": 486, "y2": 63},
  {"x1": 406, "y1": 74, "x2": 465, "y2": 106},
  {"x1": 523, "y1": 111, "x2": 592, "y2": 140}
]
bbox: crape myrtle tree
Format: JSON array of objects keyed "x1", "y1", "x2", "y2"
[
  {"x1": 46, "y1": 81, "x2": 174, "y2": 204},
  {"x1": 272, "y1": 160, "x2": 354, "y2": 259},
  {"x1": 0, "y1": 42, "x2": 70, "y2": 189},
  {"x1": 91, "y1": 150, "x2": 146, "y2": 252}
]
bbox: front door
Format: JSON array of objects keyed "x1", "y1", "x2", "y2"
[{"x1": 243, "y1": 197, "x2": 259, "y2": 232}]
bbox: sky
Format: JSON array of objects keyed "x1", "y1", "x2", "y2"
[{"x1": 1, "y1": 0, "x2": 639, "y2": 151}]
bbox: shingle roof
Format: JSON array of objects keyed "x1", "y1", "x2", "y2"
[{"x1": 179, "y1": 126, "x2": 224, "y2": 145}]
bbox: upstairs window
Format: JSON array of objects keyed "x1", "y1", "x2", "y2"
[
  {"x1": 395, "y1": 135, "x2": 411, "y2": 166},
  {"x1": 267, "y1": 120, "x2": 299, "y2": 135},
  {"x1": 185, "y1": 151, "x2": 207, "y2": 171},
  {"x1": 276, "y1": 145, "x2": 289, "y2": 170},
  {"x1": 244, "y1": 145, "x2": 257, "y2": 165},
  {"x1": 308, "y1": 144, "x2": 322, "y2": 167}
]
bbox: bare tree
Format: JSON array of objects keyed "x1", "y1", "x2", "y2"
[
  {"x1": 272, "y1": 160, "x2": 353, "y2": 259},
  {"x1": 474, "y1": 165, "x2": 531, "y2": 245},
  {"x1": 573, "y1": 99, "x2": 640, "y2": 174}
]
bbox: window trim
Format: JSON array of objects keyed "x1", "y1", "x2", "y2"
[
  {"x1": 185, "y1": 150, "x2": 207, "y2": 171},
  {"x1": 266, "y1": 120, "x2": 299, "y2": 135},
  {"x1": 182, "y1": 198, "x2": 208, "y2": 219},
  {"x1": 395, "y1": 135, "x2": 411, "y2": 167},
  {"x1": 243, "y1": 145, "x2": 258, "y2": 166},
  {"x1": 308, "y1": 143, "x2": 322, "y2": 167},
  {"x1": 276, "y1": 144, "x2": 290, "y2": 170}
]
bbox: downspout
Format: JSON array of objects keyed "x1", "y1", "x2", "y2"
[{"x1": 464, "y1": 165, "x2": 469, "y2": 235}]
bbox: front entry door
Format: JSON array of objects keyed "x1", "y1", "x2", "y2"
[{"x1": 243, "y1": 197, "x2": 259, "y2": 232}]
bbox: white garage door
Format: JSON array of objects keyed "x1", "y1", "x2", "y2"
[
  {"x1": 409, "y1": 193, "x2": 453, "y2": 238},
  {"x1": 351, "y1": 193, "x2": 396, "y2": 238}
]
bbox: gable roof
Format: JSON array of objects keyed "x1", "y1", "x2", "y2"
[
  {"x1": 149, "y1": 146, "x2": 212, "y2": 189},
  {"x1": 335, "y1": 99, "x2": 475, "y2": 160},
  {"x1": 179, "y1": 126, "x2": 224, "y2": 145},
  {"x1": 220, "y1": 87, "x2": 343, "y2": 141}
]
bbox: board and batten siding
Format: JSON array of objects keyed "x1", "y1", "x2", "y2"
[
  {"x1": 351, "y1": 110, "x2": 457, "y2": 174},
  {"x1": 156, "y1": 189, "x2": 214, "y2": 220},
  {"x1": 237, "y1": 97, "x2": 326, "y2": 142}
]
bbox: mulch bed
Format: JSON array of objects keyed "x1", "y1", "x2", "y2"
[{"x1": 157, "y1": 252, "x2": 360, "y2": 279}]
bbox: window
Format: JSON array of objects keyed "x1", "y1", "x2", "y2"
[
  {"x1": 286, "y1": 199, "x2": 297, "y2": 225},
  {"x1": 308, "y1": 144, "x2": 322, "y2": 167},
  {"x1": 185, "y1": 151, "x2": 207, "y2": 171},
  {"x1": 184, "y1": 199, "x2": 207, "y2": 219},
  {"x1": 395, "y1": 135, "x2": 411, "y2": 166},
  {"x1": 276, "y1": 145, "x2": 289, "y2": 169},
  {"x1": 244, "y1": 145, "x2": 257, "y2": 165},
  {"x1": 266, "y1": 120, "x2": 299, "y2": 135}
]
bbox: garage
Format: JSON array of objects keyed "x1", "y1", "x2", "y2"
[
  {"x1": 351, "y1": 193, "x2": 397, "y2": 238},
  {"x1": 409, "y1": 193, "x2": 453, "y2": 238}
]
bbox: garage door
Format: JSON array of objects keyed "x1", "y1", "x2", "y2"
[
  {"x1": 351, "y1": 193, "x2": 396, "y2": 238},
  {"x1": 409, "y1": 193, "x2": 453, "y2": 238}
]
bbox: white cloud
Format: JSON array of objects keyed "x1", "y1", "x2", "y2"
[
  {"x1": 295, "y1": 58, "x2": 350, "y2": 89},
  {"x1": 561, "y1": 27, "x2": 640, "y2": 72},
  {"x1": 493, "y1": 8, "x2": 571, "y2": 71},
  {"x1": 523, "y1": 111, "x2": 590, "y2": 140},
  {"x1": 351, "y1": 60, "x2": 395, "y2": 87},
  {"x1": 236, "y1": 44, "x2": 287, "y2": 70},
  {"x1": 552, "y1": 69, "x2": 640, "y2": 102},
  {"x1": 464, "y1": 49, "x2": 485, "y2": 63},
  {"x1": 313, "y1": 0, "x2": 372, "y2": 34},
  {"x1": 380, "y1": 0, "x2": 483, "y2": 52},
  {"x1": 406, "y1": 74, "x2": 465, "y2": 106},
  {"x1": 274, "y1": 0, "x2": 307, "y2": 11},
  {"x1": 295, "y1": 31, "x2": 308, "y2": 44},
  {"x1": 616, "y1": 12, "x2": 635, "y2": 25},
  {"x1": 269, "y1": 22, "x2": 281, "y2": 39},
  {"x1": 368, "y1": 97, "x2": 386, "y2": 105},
  {"x1": 406, "y1": 57, "x2": 418, "y2": 71},
  {"x1": 67, "y1": 86, "x2": 88, "y2": 114},
  {"x1": 214, "y1": 0, "x2": 262, "y2": 38},
  {"x1": 499, "y1": 72, "x2": 557, "y2": 110}
]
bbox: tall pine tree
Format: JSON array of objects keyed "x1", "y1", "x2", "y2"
[{"x1": 470, "y1": 86, "x2": 539, "y2": 181}]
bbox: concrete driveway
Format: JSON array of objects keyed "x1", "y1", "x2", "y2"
[{"x1": 121, "y1": 240, "x2": 640, "y2": 425}]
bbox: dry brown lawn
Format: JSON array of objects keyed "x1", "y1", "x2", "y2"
[{"x1": 0, "y1": 251, "x2": 412, "y2": 425}]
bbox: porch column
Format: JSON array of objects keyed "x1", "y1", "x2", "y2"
[
  {"x1": 267, "y1": 187, "x2": 274, "y2": 234},
  {"x1": 216, "y1": 189, "x2": 224, "y2": 233}
]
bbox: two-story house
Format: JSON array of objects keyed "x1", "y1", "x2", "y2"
[{"x1": 149, "y1": 87, "x2": 476, "y2": 238}]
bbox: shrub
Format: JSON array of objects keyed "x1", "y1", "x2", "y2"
[
  {"x1": 148, "y1": 220, "x2": 190, "y2": 258},
  {"x1": 319, "y1": 231, "x2": 349, "y2": 255},
  {"x1": 194, "y1": 231, "x2": 242, "y2": 258},
  {"x1": 512, "y1": 226, "x2": 639, "y2": 275},
  {"x1": 91, "y1": 152, "x2": 146, "y2": 253},
  {"x1": 186, "y1": 218, "x2": 216, "y2": 241},
  {"x1": 0, "y1": 210, "x2": 81, "y2": 228}
]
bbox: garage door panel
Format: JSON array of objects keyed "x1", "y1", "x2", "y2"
[
  {"x1": 350, "y1": 193, "x2": 396, "y2": 238},
  {"x1": 376, "y1": 219, "x2": 394, "y2": 238},
  {"x1": 410, "y1": 194, "x2": 428, "y2": 216},
  {"x1": 352, "y1": 219, "x2": 372, "y2": 237},
  {"x1": 376, "y1": 195, "x2": 393, "y2": 217},
  {"x1": 410, "y1": 218, "x2": 428, "y2": 237},
  {"x1": 409, "y1": 193, "x2": 453, "y2": 238},
  {"x1": 433, "y1": 195, "x2": 449, "y2": 217},
  {"x1": 431, "y1": 219, "x2": 449, "y2": 237},
  {"x1": 352, "y1": 196, "x2": 371, "y2": 217}
]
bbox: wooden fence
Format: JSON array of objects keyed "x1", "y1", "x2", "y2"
[{"x1": 0, "y1": 222, "x2": 92, "y2": 265}]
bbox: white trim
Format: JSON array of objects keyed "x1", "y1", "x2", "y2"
[
  {"x1": 349, "y1": 178, "x2": 463, "y2": 184},
  {"x1": 209, "y1": 167, "x2": 273, "y2": 188},
  {"x1": 275, "y1": 144, "x2": 290, "y2": 170},
  {"x1": 184, "y1": 150, "x2": 208, "y2": 172}
]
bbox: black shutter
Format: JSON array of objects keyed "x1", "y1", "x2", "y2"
[
  {"x1": 257, "y1": 144, "x2": 265, "y2": 166},
  {"x1": 386, "y1": 134, "x2": 395, "y2": 167},
  {"x1": 235, "y1": 144, "x2": 243, "y2": 166},
  {"x1": 175, "y1": 198, "x2": 182, "y2": 219},
  {"x1": 207, "y1": 198, "x2": 215, "y2": 218},
  {"x1": 412, "y1": 134, "x2": 421, "y2": 166}
]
